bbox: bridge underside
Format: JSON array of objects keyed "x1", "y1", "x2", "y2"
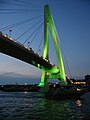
[{"x1": 0, "y1": 34, "x2": 60, "y2": 75}]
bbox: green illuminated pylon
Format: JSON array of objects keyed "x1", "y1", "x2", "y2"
[
  {"x1": 39, "y1": 5, "x2": 67, "y2": 88},
  {"x1": 39, "y1": 5, "x2": 49, "y2": 88}
]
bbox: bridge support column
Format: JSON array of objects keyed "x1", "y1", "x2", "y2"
[
  {"x1": 39, "y1": 5, "x2": 49, "y2": 92},
  {"x1": 39, "y1": 71, "x2": 49, "y2": 93}
]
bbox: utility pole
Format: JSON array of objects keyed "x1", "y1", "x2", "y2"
[{"x1": 9, "y1": 30, "x2": 12, "y2": 37}]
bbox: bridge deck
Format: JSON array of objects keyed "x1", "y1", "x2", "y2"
[{"x1": 0, "y1": 33, "x2": 59, "y2": 74}]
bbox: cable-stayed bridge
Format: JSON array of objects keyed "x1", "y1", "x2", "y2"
[{"x1": 0, "y1": 5, "x2": 67, "y2": 91}]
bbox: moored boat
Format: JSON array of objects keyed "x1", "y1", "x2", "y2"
[{"x1": 45, "y1": 86, "x2": 88, "y2": 99}]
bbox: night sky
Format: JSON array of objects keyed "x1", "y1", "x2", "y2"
[{"x1": 0, "y1": 0, "x2": 90, "y2": 84}]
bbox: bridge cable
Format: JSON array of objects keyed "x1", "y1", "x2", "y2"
[
  {"x1": 27, "y1": 24, "x2": 43, "y2": 47},
  {"x1": 0, "y1": 15, "x2": 43, "y2": 31},
  {"x1": 0, "y1": 9, "x2": 42, "y2": 12},
  {"x1": 0, "y1": 1, "x2": 42, "y2": 9},
  {"x1": 37, "y1": 33, "x2": 44, "y2": 54},
  {"x1": 63, "y1": 54, "x2": 72, "y2": 79},
  {"x1": 22, "y1": 21, "x2": 44, "y2": 45},
  {"x1": 29, "y1": 22, "x2": 41, "y2": 46},
  {"x1": 0, "y1": 10, "x2": 42, "y2": 14},
  {"x1": 13, "y1": 0, "x2": 43, "y2": 8},
  {"x1": 57, "y1": 30, "x2": 72, "y2": 78},
  {"x1": 16, "y1": 18, "x2": 43, "y2": 41}
]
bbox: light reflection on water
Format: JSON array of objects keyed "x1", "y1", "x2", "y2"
[
  {"x1": 0, "y1": 92, "x2": 90, "y2": 120},
  {"x1": 76, "y1": 100, "x2": 82, "y2": 107}
]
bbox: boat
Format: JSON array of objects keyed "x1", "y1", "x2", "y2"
[{"x1": 45, "y1": 85, "x2": 88, "y2": 99}]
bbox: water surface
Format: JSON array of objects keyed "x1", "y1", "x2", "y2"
[{"x1": 0, "y1": 92, "x2": 90, "y2": 120}]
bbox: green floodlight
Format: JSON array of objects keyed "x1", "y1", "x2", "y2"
[{"x1": 39, "y1": 5, "x2": 67, "y2": 88}]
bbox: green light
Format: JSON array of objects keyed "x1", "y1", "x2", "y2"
[
  {"x1": 39, "y1": 71, "x2": 45, "y2": 87},
  {"x1": 32, "y1": 61, "x2": 36, "y2": 65},
  {"x1": 39, "y1": 5, "x2": 67, "y2": 87},
  {"x1": 38, "y1": 64, "x2": 40, "y2": 68},
  {"x1": 39, "y1": 6, "x2": 49, "y2": 87}
]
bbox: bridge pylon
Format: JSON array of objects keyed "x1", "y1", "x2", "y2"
[{"x1": 39, "y1": 5, "x2": 67, "y2": 91}]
